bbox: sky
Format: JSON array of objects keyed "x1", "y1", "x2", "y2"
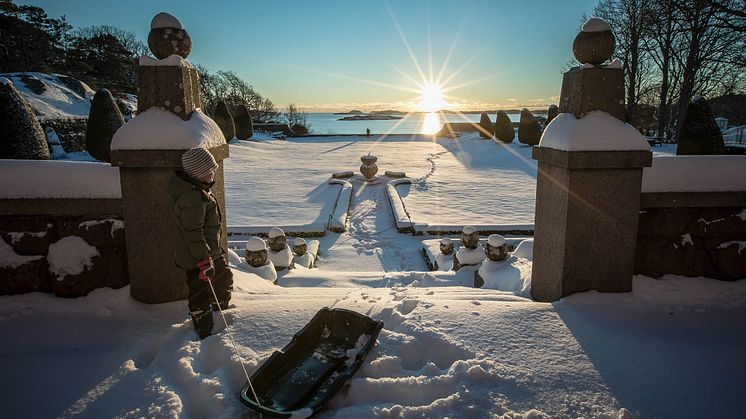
[{"x1": 21, "y1": 0, "x2": 599, "y2": 112}]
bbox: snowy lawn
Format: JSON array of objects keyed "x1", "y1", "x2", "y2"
[
  {"x1": 224, "y1": 134, "x2": 537, "y2": 229},
  {"x1": 396, "y1": 136, "x2": 537, "y2": 227},
  {"x1": 224, "y1": 136, "x2": 434, "y2": 227},
  {"x1": 2, "y1": 271, "x2": 744, "y2": 418}
]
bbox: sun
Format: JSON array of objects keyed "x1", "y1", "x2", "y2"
[{"x1": 418, "y1": 83, "x2": 448, "y2": 112}]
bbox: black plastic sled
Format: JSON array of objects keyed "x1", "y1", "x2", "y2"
[{"x1": 240, "y1": 307, "x2": 384, "y2": 417}]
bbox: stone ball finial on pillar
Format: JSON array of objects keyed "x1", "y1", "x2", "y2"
[
  {"x1": 572, "y1": 18, "x2": 615, "y2": 66},
  {"x1": 148, "y1": 12, "x2": 192, "y2": 59}
]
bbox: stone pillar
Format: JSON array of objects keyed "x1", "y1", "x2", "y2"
[
  {"x1": 110, "y1": 13, "x2": 229, "y2": 304},
  {"x1": 530, "y1": 18, "x2": 652, "y2": 302}
]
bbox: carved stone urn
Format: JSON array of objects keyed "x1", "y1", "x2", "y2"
[
  {"x1": 485, "y1": 234, "x2": 508, "y2": 261},
  {"x1": 360, "y1": 154, "x2": 378, "y2": 180},
  {"x1": 245, "y1": 237, "x2": 269, "y2": 268}
]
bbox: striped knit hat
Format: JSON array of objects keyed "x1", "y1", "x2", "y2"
[{"x1": 182, "y1": 147, "x2": 218, "y2": 179}]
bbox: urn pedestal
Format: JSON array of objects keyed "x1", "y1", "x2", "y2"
[{"x1": 360, "y1": 155, "x2": 378, "y2": 180}]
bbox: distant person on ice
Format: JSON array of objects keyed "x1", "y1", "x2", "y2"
[
  {"x1": 366, "y1": 128, "x2": 371, "y2": 137},
  {"x1": 168, "y1": 147, "x2": 233, "y2": 340}
]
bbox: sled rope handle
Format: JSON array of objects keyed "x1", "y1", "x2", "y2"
[{"x1": 206, "y1": 278, "x2": 262, "y2": 408}]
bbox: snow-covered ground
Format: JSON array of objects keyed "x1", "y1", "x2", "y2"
[
  {"x1": 225, "y1": 134, "x2": 538, "y2": 229},
  {"x1": 0, "y1": 72, "x2": 136, "y2": 119},
  {"x1": 4, "y1": 131, "x2": 743, "y2": 418},
  {"x1": 2, "y1": 270, "x2": 744, "y2": 418}
]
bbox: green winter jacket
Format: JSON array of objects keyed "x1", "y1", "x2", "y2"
[{"x1": 168, "y1": 171, "x2": 224, "y2": 269}]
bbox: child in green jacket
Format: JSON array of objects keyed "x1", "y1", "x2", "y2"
[{"x1": 168, "y1": 147, "x2": 233, "y2": 339}]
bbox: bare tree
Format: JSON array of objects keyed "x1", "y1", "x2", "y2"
[
  {"x1": 195, "y1": 66, "x2": 280, "y2": 123},
  {"x1": 73, "y1": 25, "x2": 147, "y2": 57},
  {"x1": 670, "y1": 0, "x2": 743, "y2": 140},
  {"x1": 594, "y1": 0, "x2": 653, "y2": 125},
  {"x1": 283, "y1": 103, "x2": 311, "y2": 134}
]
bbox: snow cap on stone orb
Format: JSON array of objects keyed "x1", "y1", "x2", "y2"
[
  {"x1": 487, "y1": 234, "x2": 506, "y2": 247},
  {"x1": 246, "y1": 237, "x2": 267, "y2": 252},
  {"x1": 148, "y1": 12, "x2": 192, "y2": 59},
  {"x1": 269, "y1": 227, "x2": 285, "y2": 239},
  {"x1": 573, "y1": 17, "x2": 615, "y2": 66},
  {"x1": 463, "y1": 226, "x2": 476, "y2": 235},
  {"x1": 294, "y1": 237, "x2": 306, "y2": 246},
  {"x1": 440, "y1": 237, "x2": 452, "y2": 245},
  {"x1": 151, "y1": 12, "x2": 184, "y2": 29}
]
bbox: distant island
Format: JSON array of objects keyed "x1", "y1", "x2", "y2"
[
  {"x1": 370, "y1": 109, "x2": 406, "y2": 115},
  {"x1": 333, "y1": 110, "x2": 364, "y2": 115},
  {"x1": 338, "y1": 114, "x2": 403, "y2": 121},
  {"x1": 330, "y1": 108, "x2": 548, "y2": 119}
]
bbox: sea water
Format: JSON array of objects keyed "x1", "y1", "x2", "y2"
[{"x1": 304, "y1": 112, "x2": 523, "y2": 135}]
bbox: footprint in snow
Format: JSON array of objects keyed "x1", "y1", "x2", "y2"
[{"x1": 397, "y1": 299, "x2": 419, "y2": 315}]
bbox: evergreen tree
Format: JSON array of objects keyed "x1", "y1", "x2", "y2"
[
  {"x1": 676, "y1": 96, "x2": 725, "y2": 155},
  {"x1": 479, "y1": 112, "x2": 493, "y2": 139},
  {"x1": 547, "y1": 104, "x2": 559, "y2": 125},
  {"x1": 518, "y1": 109, "x2": 540, "y2": 146},
  {"x1": 493, "y1": 110, "x2": 515, "y2": 143},
  {"x1": 67, "y1": 33, "x2": 135, "y2": 93},
  {"x1": 85, "y1": 88, "x2": 124, "y2": 162},
  {"x1": 234, "y1": 104, "x2": 254, "y2": 140},
  {"x1": 213, "y1": 100, "x2": 235, "y2": 142},
  {"x1": 0, "y1": 78, "x2": 50, "y2": 159},
  {"x1": 0, "y1": 3, "x2": 64, "y2": 72}
]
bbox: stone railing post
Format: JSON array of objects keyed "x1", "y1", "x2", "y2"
[
  {"x1": 530, "y1": 18, "x2": 652, "y2": 302},
  {"x1": 110, "y1": 13, "x2": 228, "y2": 304}
]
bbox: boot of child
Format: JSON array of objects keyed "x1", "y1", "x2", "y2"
[{"x1": 190, "y1": 310, "x2": 213, "y2": 339}]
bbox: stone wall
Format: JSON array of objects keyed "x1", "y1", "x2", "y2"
[
  {"x1": 0, "y1": 198, "x2": 127, "y2": 297},
  {"x1": 636, "y1": 192, "x2": 746, "y2": 280},
  {"x1": 39, "y1": 118, "x2": 88, "y2": 152}
]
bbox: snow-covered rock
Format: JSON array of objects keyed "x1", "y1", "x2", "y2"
[{"x1": 47, "y1": 236, "x2": 99, "y2": 280}]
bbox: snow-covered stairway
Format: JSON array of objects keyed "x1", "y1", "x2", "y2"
[{"x1": 338, "y1": 176, "x2": 429, "y2": 272}]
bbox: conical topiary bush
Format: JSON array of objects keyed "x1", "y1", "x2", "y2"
[
  {"x1": 0, "y1": 78, "x2": 50, "y2": 160},
  {"x1": 234, "y1": 104, "x2": 254, "y2": 140},
  {"x1": 493, "y1": 110, "x2": 515, "y2": 143},
  {"x1": 518, "y1": 108, "x2": 540, "y2": 146},
  {"x1": 85, "y1": 89, "x2": 124, "y2": 162},
  {"x1": 479, "y1": 112, "x2": 493, "y2": 139},
  {"x1": 213, "y1": 100, "x2": 235, "y2": 143},
  {"x1": 676, "y1": 96, "x2": 725, "y2": 155},
  {"x1": 547, "y1": 104, "x2": 559, "y2": 124}
]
